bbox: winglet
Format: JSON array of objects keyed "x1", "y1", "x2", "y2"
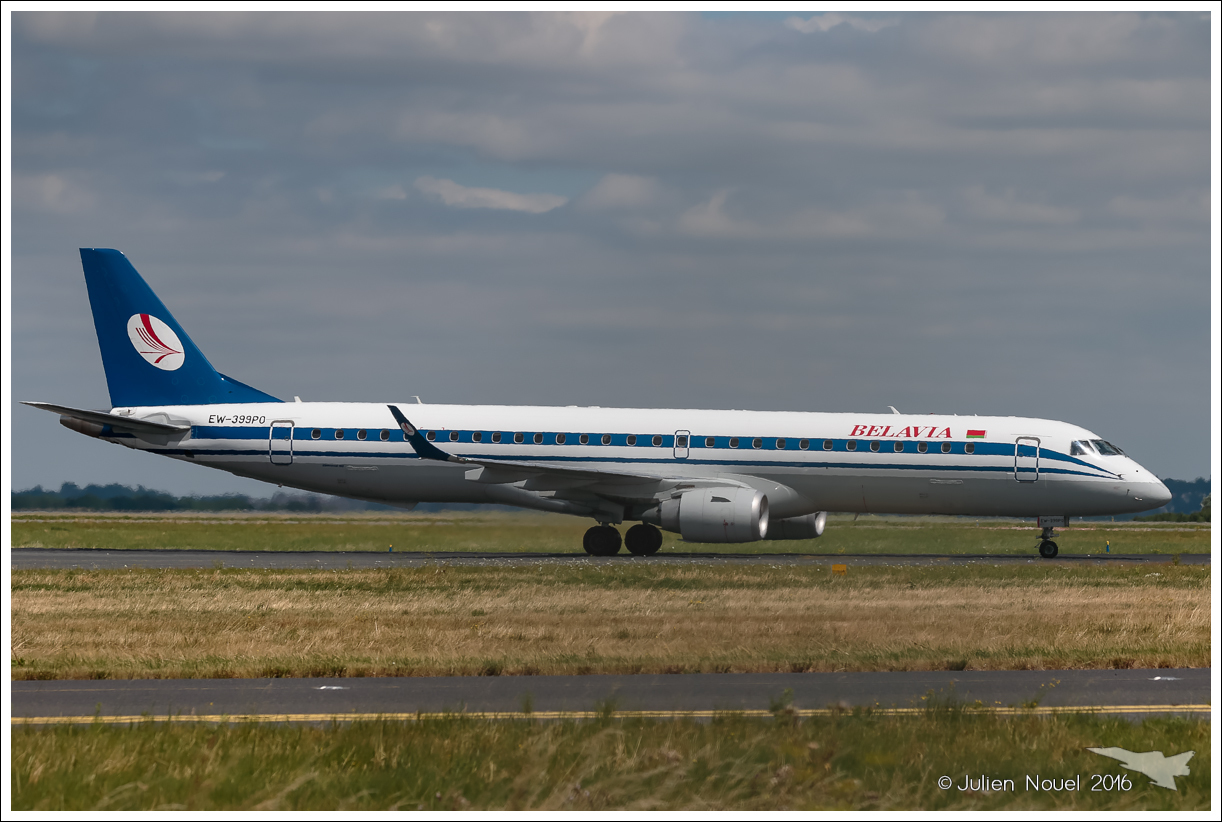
[{"x1": 388, "y1": 405, "x2": 465, "y2": 463}]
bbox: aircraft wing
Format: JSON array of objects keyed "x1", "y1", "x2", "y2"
[
  {"x1": 387, "y1": 405, "x2": 747, "y2": 500},
  {"x1": 23, "y1": 401, "x2": 192, "y2": 437}
]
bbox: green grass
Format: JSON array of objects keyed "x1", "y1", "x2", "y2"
[
  {"x1": 10, "y1": 511, "x2": 1210, "y2": 555},
  {"x1": 11, "y1": 712, "x2": 1209, "y2": 810}
]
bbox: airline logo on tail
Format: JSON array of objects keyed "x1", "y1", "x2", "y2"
[{"x1": 126, "y1": 313, "x2": 184, "y2": 371}]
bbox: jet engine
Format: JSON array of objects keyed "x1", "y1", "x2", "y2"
[
  {"x1": 767, "y1": 511, "x2": 827, "y2": 540},
  {"x1": 640, "y1": 487, "x2": 769, "y2": 543}
]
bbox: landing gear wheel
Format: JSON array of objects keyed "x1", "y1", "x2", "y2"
[
  {"x1": 583, "y1": 525, "x2": 622, "y2": 556},
  {"x1": 624, "y1": 523, "x2": 663, "y2": 556},
  {"x1": 1039, "y1": 540, "x2": 1059, "y2": 559}
]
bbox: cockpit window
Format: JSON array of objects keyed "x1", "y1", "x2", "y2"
[
  {"x1": 1090, "y1": 439, "x2": 1124, "y2": 456},
  {"x1": 1070, "y1": 440, "x2": 1094, "y2": 456}
]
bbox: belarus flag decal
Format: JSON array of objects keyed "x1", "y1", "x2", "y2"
[{"x1": 966, "y1": 429, "x2": 986, "y2": 439}]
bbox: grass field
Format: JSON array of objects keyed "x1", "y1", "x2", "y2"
[
  {"x1": 10, "y1": 511, "x2": 1211, "y2": 555},
  {"x1": 10, "y1": 712, "x2": 1209, "y2": 810},
  {"x1": 11, "y1": 563, "x2": 1209, "y2": 680}
]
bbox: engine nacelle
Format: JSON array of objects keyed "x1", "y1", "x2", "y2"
[
  {"x1": 641, "y1": 487, "x2": 769, "y2": 543},
  {"x1": 767, "y1": 511, "x2": 827, "y2": 540}
]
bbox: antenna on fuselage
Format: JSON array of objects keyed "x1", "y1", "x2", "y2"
[{"x1": 888, "y1": 406, "x2": 900, "y2": 415}]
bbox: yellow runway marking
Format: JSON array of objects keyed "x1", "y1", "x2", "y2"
[{"x1": 12, "y1": 704, "x2": 1211, "y2": 725}]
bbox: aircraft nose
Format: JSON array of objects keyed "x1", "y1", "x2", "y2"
[{"x1": 1148, "y1": 478, "x2": 1172, "y2": 508}]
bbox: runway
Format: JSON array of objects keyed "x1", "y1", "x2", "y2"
[
  {"x1": 11, "y1": 668, "x2": 1209, "y2": 725},
  {"x1": 10, "y1": 547, "x2": 1209, "y2": 570}
]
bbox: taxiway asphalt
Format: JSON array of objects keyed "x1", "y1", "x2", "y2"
[
  {"x1": 11, "y1": 669, "x2": 1209, "y2": 725},
  {"x1": 9, "y1": 547, "x2": 1209, "y2": 570}
]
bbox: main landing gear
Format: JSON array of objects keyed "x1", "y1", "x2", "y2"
[
  {"x1": 1038, "y1": 525, "x2": 1059, "y2": 559},
  {"x1": 583, "y1": 523, "x2": 663, "y2": 557}
]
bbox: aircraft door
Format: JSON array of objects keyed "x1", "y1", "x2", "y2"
[
  {"x1": 674, "y1": 430, "x2": 690, "y2": 459},
  {"x1": 269, "y1": 421, "x2": 294, "y2": 465},
  {"x1": 1014, "y1": 437, "x2": 1039, "y2": 482}
]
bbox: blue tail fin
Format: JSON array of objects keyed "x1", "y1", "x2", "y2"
[{"x1": 80, "y1": 249, "x2": 281, "y2": 407}]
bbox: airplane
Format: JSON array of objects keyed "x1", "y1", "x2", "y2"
[{"x1": 25, "y1": 249, "x2": 1172, "y2": 558}]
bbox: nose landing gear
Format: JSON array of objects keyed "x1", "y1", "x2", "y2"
[{"x1": 1037, "y1": 524, "x2": 1059, "y2": 558}]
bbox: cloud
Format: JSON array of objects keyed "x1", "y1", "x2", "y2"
[
  {"x1": 374, "y1": 184, "x2": 408, "y2": 201},
  {"x1": 785, "y1": 13, "x2": 897, "y2": 34},
  {"x1": 677, "y1": 190, "x2": 755, "y2": 238},
  {"x1": 13, "y1": 173, "x2": 96, "y2": 214},
  {"x1": 166, "y1": 170, "x2": 226, "y2": 185},
  {"x1": 960, "y1": 186, "x2": 1080, "y2": 225},
  {"x1": 677, "y1": 190, "x2": 943, "y2": 241},
  {"x1": 413, "y1": 176, "x2": 567, "y2": 213},
  {"x1": 578, "y1": 173, "x2": 659, "y2": 210},
  {"x1": 1106, "y1": 191, "x2": 1209, "y2": 224}
]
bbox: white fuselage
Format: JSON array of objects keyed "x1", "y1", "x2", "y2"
[{"x1": 99, "y1": 402, "x2": 1170, "y2": 520}]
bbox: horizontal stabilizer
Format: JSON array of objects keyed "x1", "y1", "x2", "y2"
[{"x1": 23, "y1": 401, "x2": 191, "y2": 436}]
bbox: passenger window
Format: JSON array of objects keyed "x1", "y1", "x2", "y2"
[
  {"x1": 311, "y1": 428, "x2": 321, "y2": 440},
  {"x1": 676, "y1": 435, "x2": 688, "y2": 448},
  {"x1": 917, "y1": 442, "x2": 927, "y2": 453},
  {"x1": 894, "y1": 442, "x2": 904, "y2": 452},
  {"x1": 776, "y1": 438, "x2": 786, "y2": 449},
  {"x1": 869, "y1": 441, "x2": 880, "y2": 452},
  {"x1": 426, "y1": 431, "x2": 436, "y2": 441},
  {"x1": 941, "y1": 442, "x2": 951, "y2": 453},
  {"x1": 449, "y1": 431, "x2": 459, "y2": 442},
  {"x1": 650, "y1": 435, "x2": 661, "y2": 446},
  {"x1": 380, "y1": 429, "x2": 390, "y2": 441},
  {"x1": 730, "y1": 438, "x2": 740, "y2": 448},
  {"x1": 472, "y1": 432, "x2": 483, "y2": 443},
  {"x1": 752, "y1": 438, "x2": 762, "y2": 449},
  {"x1": 627, "y1": 435, "x2": 637, "y2": 446},
  {"x1": 965, "y1": 442, "x2": 975, "y2": 454},
  {"x1": 533, "y1": 433, "x2": 543, "y2": 444},
  {"x1": 556, "y1": 433, "x2": 566, "y2": 444},
  {"x1": 799, "y1": 439, "x2": 810, "y2": 450},
  {"x1": 492, "y1": 432, "x2": 502, "y2": 443},
  {"x1": 601, "y1": 434, "x2": 611, "y2": 445},
  {"x1": 579, "y1": 434, "x2": 589, "y2": 445},
  {"x1": 514, "y1": 432, "x2": 524, "y2": 444},
  {"x1": 705, "y1": 437, "x2": 715, "y2": 447},
  {"x1": 847, "y1": 440, "x2": 857, "y2": 451},
  {"x1": 822, "y1": 440, "x2": 832, "y2": 451},
  {"x1": 335, "y1": 429, "x2": 345, "y2": 440},
  {"x1": 357, "y1": 429, "x2": 367, "y2": 441}
]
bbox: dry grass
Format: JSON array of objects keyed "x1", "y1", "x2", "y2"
[{"x1": 11, "y1": 564, "x2": 1210, "y2": 680}]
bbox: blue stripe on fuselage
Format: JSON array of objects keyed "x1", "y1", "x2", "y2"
[{"x1": 183, "y1": 425, "x2": 1117, "y2": 479}]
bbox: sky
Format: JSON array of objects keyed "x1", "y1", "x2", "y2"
[{"x1": 5, "y1": 9, "x2": 1216, "y2": 496}]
